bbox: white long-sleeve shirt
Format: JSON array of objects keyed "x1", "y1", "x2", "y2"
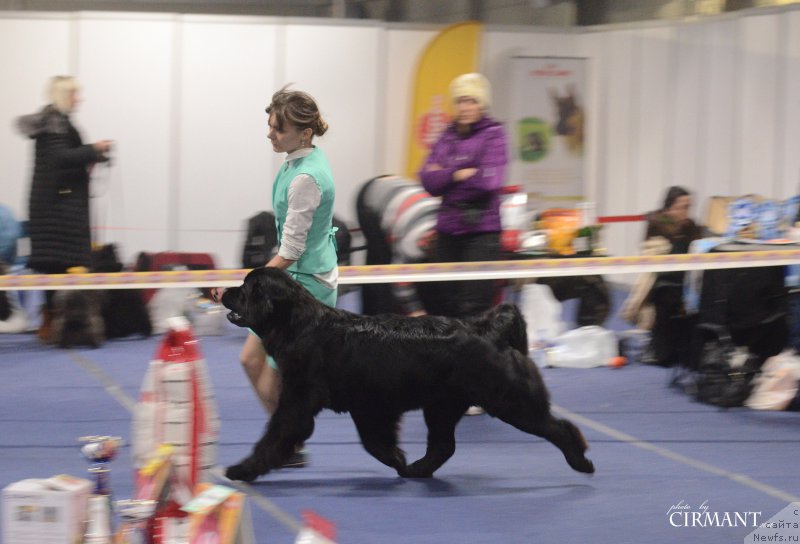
[{"x1": 277, "y1": 147, "x2": 338, "y2": 289}]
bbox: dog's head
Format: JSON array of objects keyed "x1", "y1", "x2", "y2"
[{"x1": 221, "y1": 267, "x2": 307, "y2": 333}]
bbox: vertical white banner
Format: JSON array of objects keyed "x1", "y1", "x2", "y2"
[{"x1": 507, "y1": 57, "x2": 587, "y2": 207}]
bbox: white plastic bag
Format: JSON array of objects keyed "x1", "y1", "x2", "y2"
[
  {"x1": 745, "y1": 350, "x2": 800, "y2": 410},
  {"x1": 148, "y1": 288, "x2": 196, "y2": 334},
  {"x1": 188, "y1": 298, "x2": 228, "y2": 336},
  {"x1": 546, "y1": 325, "x2": 618, "y2": 368},
  {"x1": 519, "y1": 283, "x2": 565, "y2": 349}
]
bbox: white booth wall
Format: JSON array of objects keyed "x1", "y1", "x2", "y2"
[
  {"x1": 581, "y1": 9, "x2": 800, "y2": 259},
  {"x1": 2, "y1": 7, "x2": 800, "y2": 268}
]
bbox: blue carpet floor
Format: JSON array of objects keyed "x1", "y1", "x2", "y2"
[{"x1": 1, "y1": 287, "x2": 799, "y2": 543}]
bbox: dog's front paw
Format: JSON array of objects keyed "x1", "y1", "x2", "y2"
[{"x1": 225, "y1": 460, "x2": 264, "y2": 482}]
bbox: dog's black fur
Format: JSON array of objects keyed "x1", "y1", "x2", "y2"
[{"x1": 221, "y1": 267, "x2": 595, "y2": 481}]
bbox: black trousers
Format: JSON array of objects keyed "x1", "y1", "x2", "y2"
[
  {"x1": 433, "y1": 231, "x2": 500, "y2": 318},
  {"x1": 649, "y1": 275, "x2": 691, "y2": 367}
]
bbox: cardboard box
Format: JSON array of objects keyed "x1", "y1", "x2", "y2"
[{"x1": 2, "y1": 474, "x2": 92, "y2": 544}]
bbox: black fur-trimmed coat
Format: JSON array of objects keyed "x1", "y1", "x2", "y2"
[{"x1": 17, "y1": 105, "x2": 107, "y2": 271}]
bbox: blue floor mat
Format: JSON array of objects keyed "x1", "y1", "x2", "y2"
[{"x1": 1, "y1": 324, "x2": 799, "y2": 544}]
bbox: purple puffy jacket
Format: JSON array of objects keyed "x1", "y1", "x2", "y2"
[{"x1": 418, "y1": 116, "x2": 507, "y2": 236}]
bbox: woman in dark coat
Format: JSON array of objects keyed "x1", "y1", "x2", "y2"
[{"x1": 16, "y1": 75, "x2": 112, "y2": 339}]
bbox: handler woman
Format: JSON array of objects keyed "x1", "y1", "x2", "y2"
[{"x1": 219, "y1": 86, "x2": 337, "y2": 468}]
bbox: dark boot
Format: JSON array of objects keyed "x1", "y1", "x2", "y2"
[{"x1": 37, "y1": 307, "x2": 54, "y2": 344}]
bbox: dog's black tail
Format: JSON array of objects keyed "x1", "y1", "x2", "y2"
[
  {"x1": 470, "y1": 302, "x2": 529, "y2": 355},
  {"x1": 496, "y1": 303, "x2": 529, "y2": 355}
]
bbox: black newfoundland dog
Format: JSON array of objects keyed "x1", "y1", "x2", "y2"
[{"x1": 221, "y1": 267, "x2": 595, "y2": 482}]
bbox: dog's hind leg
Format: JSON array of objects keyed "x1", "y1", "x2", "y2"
[
  {"x1": 475, "y1": 350, "x2": 595, "y2": 474},
  {"x1": 489, "y1": 403, "x2": 595, "y2": 474},
  {"x1": 405, "y1": 403, "x2": 465, "y2": 478},
  {"x1": 350, "y1": 410, "x2": 409, "y2": 477}
]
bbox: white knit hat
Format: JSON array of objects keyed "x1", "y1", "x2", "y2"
[{"x1": 449, "y1": 73, "x2": 491, "y2": 109}]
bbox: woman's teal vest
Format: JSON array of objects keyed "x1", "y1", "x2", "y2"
[{"x1": 272, "y1": 147, "x2": 337, "y2": 275}]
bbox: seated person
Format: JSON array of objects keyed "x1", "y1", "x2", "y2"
[
  {"x1": 647, "y1": 186, "x2": 703, "y2": 366},
  {"x1": 623, "y1": 186, "x2": 703, "y2": 366},
  {"x1": 646, "y1": 186, "x2": 702, "y2": 255}
]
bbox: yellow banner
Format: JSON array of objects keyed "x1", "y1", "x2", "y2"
[{"x1": 404, "y1": 21, "x2": 482, "y2": 179}]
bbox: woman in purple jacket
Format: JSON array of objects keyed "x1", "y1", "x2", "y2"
[{"x1": 419, "y1": 73, "x2": 508, "y2": 319}]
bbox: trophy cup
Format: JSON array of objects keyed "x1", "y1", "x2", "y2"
[
  {"x1": 115, "y1": 499, "x2": 158, "y2": 544},
  {"x1": 79, "y1": 435, "x2": 122, "y2": 496}
]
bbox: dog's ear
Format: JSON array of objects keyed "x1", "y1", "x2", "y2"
[
  {"x1": 259, "y1": 268, "x2": 303, "y2": 306},
  {"x1": 241, "y1": 267, "x2": 302, "y2": 327},
  {"x1": 242, "y1": 269, "x2": 274, "y2": 324}
]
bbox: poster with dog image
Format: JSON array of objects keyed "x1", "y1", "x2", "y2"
[{"x1": 508, "y1": 56, "x2": 586, "y2": 208}]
